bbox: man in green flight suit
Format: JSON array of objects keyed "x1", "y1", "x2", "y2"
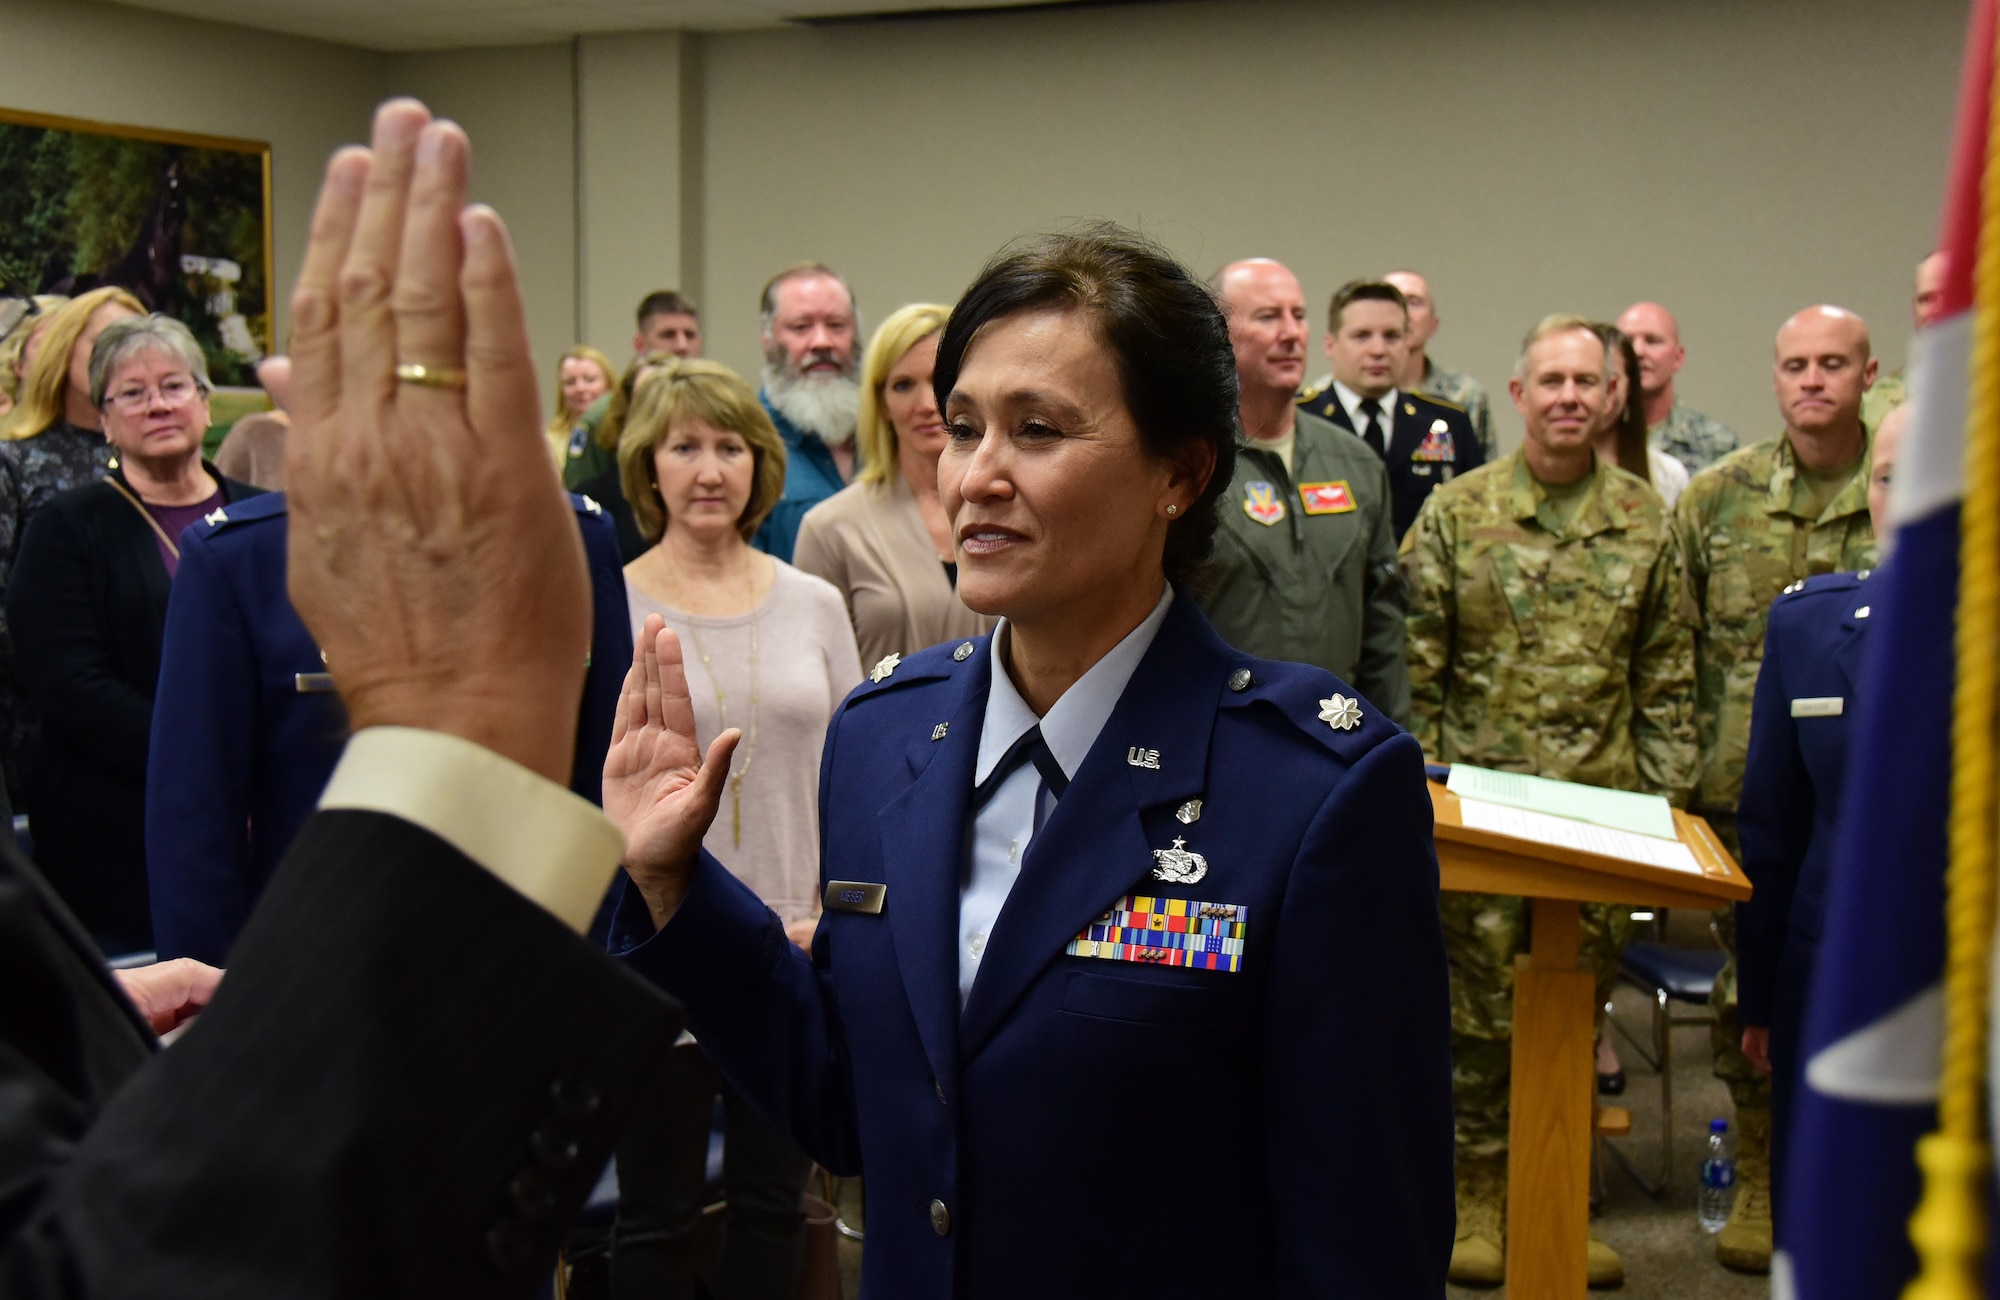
[
  {"x1": 1675, "y1": 302, "x2": 1879, "y2": 1275},
  {"x1": 1200, "y1": 258, "x2": 1410, "y2": 727},
  {"x1": 1402, "y1": 315, "x2": 1698, "y2": 1291}
]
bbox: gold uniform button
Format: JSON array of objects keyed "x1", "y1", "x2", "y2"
[{"x1": 930, "y1": 1199, "x2": 951, "y2": 1235}]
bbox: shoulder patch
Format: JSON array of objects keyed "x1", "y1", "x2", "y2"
[{"x1": 1777, "y1": 571, "x2": 1863, "y2": 603}]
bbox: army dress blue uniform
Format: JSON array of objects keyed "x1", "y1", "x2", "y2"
[
  {"x1": 145, "y1": 491, "x2": 633, "y2": 965},
  {"x1": 1297, "y1": 384, "x2": 1483, "y2": 542},
  {"x1": 1735, "y1": 568, "x2": 1873, "y2": 1216},
  {"x1": 612, "y1": 590, "x2": 1455, "y2": 1298}
]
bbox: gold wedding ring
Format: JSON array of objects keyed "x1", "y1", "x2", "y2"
[{"x1": 394, "y1": 362, "x2": 469, "y2": 389}]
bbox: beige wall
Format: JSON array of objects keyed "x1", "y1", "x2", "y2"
[
  {"x1": 694, "y1": 0, "x2": 1965, "y2": 448},
  {"x1": 4, "y1": 0, "x2": 1967, "y2": 449},
  {"x1": 0, "y1": 0, "x2": 385, "y2": 354},
  {"x1": 388, "y1": 42, "x2": 578, "y2": 391}
]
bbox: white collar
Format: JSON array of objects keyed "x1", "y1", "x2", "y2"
[
  {"x1": 975, "y1": 585, "x2": 1174, "y2": 784},
  {"x1": 1331, "y1": 379, "x2": 1399, "y2": 428}
]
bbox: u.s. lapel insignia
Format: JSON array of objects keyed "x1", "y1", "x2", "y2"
[
  {"x1": 869, "y1": 652, "x2": 901, "y2": 683},
  {"x1": 1242, "y1": 480, "x2": 1286, "y2": 526},
  {"x1": 1126, "y1": 747, "x2": 1161, "y2": 770},
  {"x1": 1151, "y1": 836, "x2": 1208, "y2": 884},
  {"x1": 1318, "y1": 693, "x2": 1363, "y2": 731},
  {"x1": 1404, "y1": 402, "x2": 1417, "y2": 416}
]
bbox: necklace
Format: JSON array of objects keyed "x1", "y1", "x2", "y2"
[{"x1": 663, "y1": 549, "x2": 760, "y2": 847}]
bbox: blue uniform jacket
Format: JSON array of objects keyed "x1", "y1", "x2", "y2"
[
  {"x1": 612, "y1": 593, "x2": 1455, "y2": 1298},
  {"x1": 146, "y1": 492, "x2": 633, "y2": 965},
  {"x1": 752, "y1": 396, "x2": 849, "y2": 564},
  {"x1": 1736, "y1": 569, "x2": 1873, "y2": 1030}
]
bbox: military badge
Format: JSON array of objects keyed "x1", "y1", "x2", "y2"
[
  {"x1": 1150, "y1": 836, "x2": 1207, "y2": 883},
  {"x1": 1242, "y1": 480, "x2": 1286, "y2": 526},
  {"x1": 869, "y1": 652, "x2": 901, "y2": 683},
  {"x1": 1297, "y1": 480, "x2": 1356, "y2": 515},
  {"x1": 1318, "y1": 693, "x2": 1363, "y2": 731},
  {"x1": 1413, "y1": 418, "x2": 1456, "y2": 462},
  {"x1": 1068, "y1": 894, "x2": 1247, "y2": 972}
]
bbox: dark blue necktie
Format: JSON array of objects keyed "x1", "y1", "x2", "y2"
[{"x1": 971, "y1": 725, "x2": 1068, "y2": 831}]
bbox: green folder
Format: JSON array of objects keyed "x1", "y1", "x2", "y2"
[{"x1": 1445, "y1": 763, "x2": 1679, "y2": 840}]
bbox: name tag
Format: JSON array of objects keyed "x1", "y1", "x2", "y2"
[
  {"x1": 1297, "y1": 480, "x2": 1356, "y2": 515},
  {"x1": 295, "y1": 672, "x2": 335, "y2": 693},
  {"x1": 1791, "y1": 696, "x2": 1844, "y2": 718},
  {"x1": 823, "y1": 880, "x2": 886, "y2": 914}
]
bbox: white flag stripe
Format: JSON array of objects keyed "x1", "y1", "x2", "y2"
[
  {"x1": 1803, "y1": 982, "x2": 1944, "y2": 1104},
  {"x1": 1891, "y1": 311, "x2": 1969, "y2": 529}
]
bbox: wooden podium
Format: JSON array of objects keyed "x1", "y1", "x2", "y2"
[{"x1": 1428, "y1": 781, "x2": 1751, "y2": 1297}]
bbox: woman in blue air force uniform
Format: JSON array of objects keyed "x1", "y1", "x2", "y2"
[{"x1": 605, "y1": 225, "x2": 1454, "y2": 1297}]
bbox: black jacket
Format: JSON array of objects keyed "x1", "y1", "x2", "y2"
[
  {"x1": 0, "y1": 807, "x2": 682, "y2": 1297},
  {"x1": 5, "y1": 465, "x2": 262, "y2": 951}
]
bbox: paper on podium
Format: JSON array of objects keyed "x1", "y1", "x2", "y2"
[
  {"x1": 1446, "y1": 764, "x2": 1678, "y2": 840},
  {"x1": 1457, "y1": 798, "x2": 1704, "y2": 873}
]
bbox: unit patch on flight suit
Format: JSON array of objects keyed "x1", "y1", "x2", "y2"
[
  {"x1": 1243, "y1": 481, "x2": 1286, "y2": 526},
  {"x1": 1297, "y1": 480, "x2": 1355, "y2": 515}
]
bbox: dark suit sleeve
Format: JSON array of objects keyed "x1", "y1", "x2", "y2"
[
  {"x1": 1264, "y1": 733, "x2": 1454, "y2": 1296},
  {"x1": 6, "y1": 508, "x2": 152, "y2": 778},
  {"x1": 1735, "y1": 607, "x2": 1813, "y2": 1029},
  {"x1": 145, "y1": 537, "x2": 258, "y2": 964},
  {"x1": 1354, "y1": 456, "x2": 1413, "y2": 730},
  {"x1": 573, "y1": 510, "x2": 632, "y2": 807},
  {"x1": 4, "y1": 809, "x2": 683, "y2": 1299}
]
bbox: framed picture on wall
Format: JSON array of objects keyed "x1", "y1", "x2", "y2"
[{"x1": 0, "y1": 107, "x2": 273, "y2": 406}]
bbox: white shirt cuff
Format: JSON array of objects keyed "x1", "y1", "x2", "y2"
[{"x1": 318, "y1": 726, "x2": 624, "y2": 933}]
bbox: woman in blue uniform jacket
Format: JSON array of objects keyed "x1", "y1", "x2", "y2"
[
  {"x1": 605, "y1": 225, "x2": 1456, "y2": 1297},
  {"x1": 143, "y1": 491, "x2": 632, "y2": 965},
  {"x1": 1736, "y1": 406, "x2": 1902, "y2": 1224}
]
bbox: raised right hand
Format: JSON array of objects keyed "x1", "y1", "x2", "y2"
[{"x1": 604, "y1": 614, "x2": 738, "y2": 927}]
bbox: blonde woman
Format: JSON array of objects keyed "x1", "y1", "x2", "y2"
[
  {"x1": 544, "y1": 343, "x2": 614, "y2": 465},
  {"x1": 0, "y1": 287, "x2": 143, "y2": 808},
  {"x1": 612, "y1": 356, "x2": 861, "y2": 1299},
  {"x1": 0, "y1": 295, "x2": 70, "y2": 419},
  {"x1": 792, "y1": 303, "x2": 994, "y2": 665}
]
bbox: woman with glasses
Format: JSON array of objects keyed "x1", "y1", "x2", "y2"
[{"x1": 7, "y1": 314, "x2": 263, "y2": 953}]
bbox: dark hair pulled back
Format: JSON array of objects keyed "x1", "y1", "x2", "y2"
[{"x1": 932, "y1": 222, "x2": 1240, "y2": 587}]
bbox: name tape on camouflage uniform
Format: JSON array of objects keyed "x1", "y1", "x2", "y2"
[{"x1": 1066, "y1": 894, "x2": 1249, "y2": 973}]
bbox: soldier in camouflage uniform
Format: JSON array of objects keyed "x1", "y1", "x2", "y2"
[
  {"x1": 1676, "y1": 303, "x2": 1879, "y2": 1274},
  {"x1": 1403, "y1": 316, "x2": 1697, "y2": 1289},
  {"x1": 1386, "y1": 270, "x2": 1496, "y2": 460},
  {"x1": 1617, "y1": 301, "x2": 1740, "y2": 472}
]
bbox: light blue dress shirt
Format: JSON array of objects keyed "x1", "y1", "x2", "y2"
[{"x1": 957, "y1": 585, "x2": 1174, "y2": 1003}]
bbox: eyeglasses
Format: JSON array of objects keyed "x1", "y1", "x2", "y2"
[{"x1": 105, "y1": 376, "x2": 203, "y2": 413}]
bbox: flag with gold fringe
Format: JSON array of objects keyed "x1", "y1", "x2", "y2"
[{"x1": 1776, "y1": 0, "x2": 1997, "y2": 1295}]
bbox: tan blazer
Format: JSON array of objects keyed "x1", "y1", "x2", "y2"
[{"x1": 793, "y1": 475, "x2": 994, "y2": 666}]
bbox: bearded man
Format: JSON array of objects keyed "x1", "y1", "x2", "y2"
[{"x1": 754, "y1": 263, "x2": 861, "y2": 561}]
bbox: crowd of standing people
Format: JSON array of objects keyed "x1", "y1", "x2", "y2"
[{"x1": 0, "y1": 165, "x2": 1930, "y2": 1290}]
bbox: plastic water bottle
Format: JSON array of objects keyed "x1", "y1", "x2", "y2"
[{"x1": 1699, "y1": 1118, "x2": 1737, "y2": 1232}]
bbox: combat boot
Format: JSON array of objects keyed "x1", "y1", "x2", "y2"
[
  {"x1": 1448, "y1": 1165, "x2": 1506, "y2": 1287},
  {"x1": 1587, "y1": 1236, "x2": 1625, "y2": 1288},
  {"x1": 1716, "y1": 1106, "x2": 1772, "y2": 1273}
]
